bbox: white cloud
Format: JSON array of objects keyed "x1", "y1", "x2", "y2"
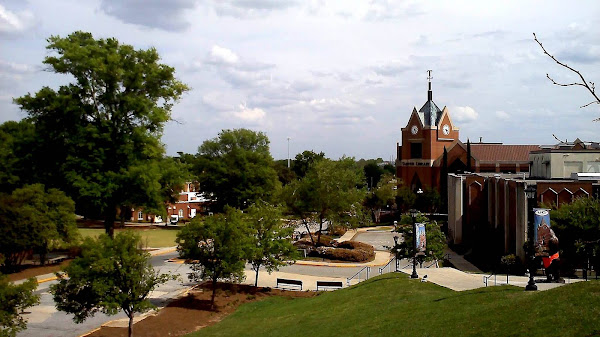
[
  {"x1": 452, "y1": 106, "x2": 479, "y2": 122},
  {"x1": 0, "y1": 4, "x2": 34, "y2": 34},
  {"x1": 208, "y1": 45, "x2": 239, "y2": 65},
  {"x1": 231, "y1": 103, "x2": 266, "y2": 121}
]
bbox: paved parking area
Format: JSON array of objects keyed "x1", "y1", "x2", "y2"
[{"x1": 352, "y1": 230, "x2": 397, "y2": 251}]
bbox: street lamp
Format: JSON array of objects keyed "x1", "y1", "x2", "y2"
[
  {"x1": 393, "y1": 235, "x2": 399, "y2": 272},
  {"x1": 525, "y1": 185, "x2": 538, "y2": 291},
  {"x1": 409, "y1": 209, "x2": 419, "y2": 279}
]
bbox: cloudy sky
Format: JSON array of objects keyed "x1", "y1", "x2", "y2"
[{"x1": 1, "y1": 1, "x2": 599, "y2": 161}]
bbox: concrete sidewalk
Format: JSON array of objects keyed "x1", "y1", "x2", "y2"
[
  {"x1": 398, "y1": 266, "x2": 583, "y2": 291},
  {"x1": 242, "y1": 270, "x2": 352, "y2": 291},
  {"x1": 294, "y1": 251, "x2": 393, "y2": 268},
  {"x1": 444, "y1": 248, "x2": 482, "y2": 273}
]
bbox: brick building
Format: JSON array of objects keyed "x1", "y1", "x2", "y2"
[
  {"x1": 131, "y1": 182, "x2": 211, "y2": 223},
  {"x1": 396, "y1": 77, "x2": 539, "y2": 192}
]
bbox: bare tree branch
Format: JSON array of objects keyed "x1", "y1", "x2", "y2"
[
  {"x1": 534, "y1": 32, "x2": 600, "y2": 121},
  {"x1": 552, "y1": 134, "x2": 567, "y2": 144}
]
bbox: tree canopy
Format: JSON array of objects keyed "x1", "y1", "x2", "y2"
[
  {"x1": 551, "y1": 197, "x2": 600, "y2": 272},
  {"x1": 51, "y1": 231, "x2": 172, "y2": 337},
  {"x1": 0, "y1": 184, "x2": 77, "y2": 271},
  {"x1": 14, "y1": 31, "x2": 189, "y2": 237},
  {"x1": 176, "y1": 208, "x2": 249, "y2": 307},
  {"x1": 392, "y1": 212, "x2": 446, "y2": 263},
  {"x1": 195, "y1": 129, "x2": 280, "y2": 211},
  {"x1": 245, "y1": 202, "x2": 297, "y2": 287},
  {"x1": 283, "y1": 157, "x2": 365, "y2": 245},
  {"x1": 0, "y1": 274, "x2": 39, "y2": 337},
  {"x1": 292, "y1": 150, "x2": 325, "y2": 178}
]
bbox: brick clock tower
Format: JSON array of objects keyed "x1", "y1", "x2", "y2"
[{"x1": 396, "y1": 71, "x2": 459, "y2": 191}]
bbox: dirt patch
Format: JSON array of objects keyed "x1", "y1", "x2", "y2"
[
  {"x1": 6, "y1": 260, "x2": 71, "y2": 282},
  {"x1": 86, "y1": 282, "x2": 316, "y2": 337}
]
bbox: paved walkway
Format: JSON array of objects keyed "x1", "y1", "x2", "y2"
[
  {"x1": 294, "y1": 251, "x2": 392, "y2": 268},
  {"x1": 444, "y1": 248, "x2": 482, "y2": 273}
]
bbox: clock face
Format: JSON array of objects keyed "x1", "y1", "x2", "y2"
[
  {"x1": 411, "y1": 125, "x2": 418, "y2": 135},
  {"x1": 442, "y1": 124, "x2": 450, "y2": 135}
]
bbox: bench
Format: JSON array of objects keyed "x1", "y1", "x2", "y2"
[
  {"x1": 276, "y1": 278, "x2": 303, "y2": 291},
  {"x1": 316, "y1": 281, "x2": 343, "y2": 291}
]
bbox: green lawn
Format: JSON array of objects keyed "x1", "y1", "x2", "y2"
[
  {"x1": 78, "y1": 228, "x2": 179, "y2": 248},
  {"x1": 188, "y1": 273, "x2": 600, "y2": 337}
]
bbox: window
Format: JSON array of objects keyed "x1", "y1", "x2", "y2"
[
  {"x1": 178, "y1": 209, "x2": 184, "y2": 218},
  {"x1": 137, "y1": 211, "x2": 143, "y2": 221},
  {"x1": 410, "y1": 142, "x2": 422, "y2": 159}
]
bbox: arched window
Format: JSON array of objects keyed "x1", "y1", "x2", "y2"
[
  {"x1": 178, "y1": 209, "x2": 184, "y2": 218},
  {"x1": 137, "y1": 211, "x2": 143, "y2": 221}
]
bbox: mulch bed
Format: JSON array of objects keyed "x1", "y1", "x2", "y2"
[{"x1": 87, "y1": 282, "x2": 317, "y2": 337}]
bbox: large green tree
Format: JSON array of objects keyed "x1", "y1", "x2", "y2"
[
  {"x1": 0, "y1": 184, "x2": 77, "y2": 271},
  {"x1": 176, "y1": 208, "x2": 249, "y2": 308},
  {"x1": 14, "y1": 31, "x2": 189, "y2": 237},
  {"x1": 0, "y1": 121, "x2": 36, "y2": 193},
  {"x1": 51, "y1": 231, "x2": 172, "y2": 337},
  {"x1": 283, "y1": 157, "x2": 365, "y2": 246},
  {"x1": 551, "y1": 197, "x2": 600, "y2": 272},
  {"x1": 292, "y1": 150, "x2": 325, "y2": 178},
  {"x1": 245, "y1": 202, "x2": 296, "y2": 287},
  {"x1": 0, "y1": 274, "x2": 39, "y2": 337},
  {"x1": 195, "y1": 129, "x2": 280, "y2": 212},
  {"x1": 391, "y1": 212, "x2": 446, "y2": 263}
]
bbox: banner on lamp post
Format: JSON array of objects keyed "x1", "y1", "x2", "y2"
[
  {"x1": 415, "y1": 223, "x2": 426, "y2": 253},
  {"x1": 533, "y1": 208, "x2": 553, "y2": 257}
]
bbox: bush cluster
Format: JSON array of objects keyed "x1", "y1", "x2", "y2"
[{"x1": 310, "y1": 240, "x2": 375, "y2": 262}]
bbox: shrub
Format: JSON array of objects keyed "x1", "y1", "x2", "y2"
[{"x1": 309, "y1": 241, "x2": 375, "y2": 262}]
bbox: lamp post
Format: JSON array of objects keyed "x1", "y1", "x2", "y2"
[
  {"x1": 409, "y1": 208, "x2": 419, "y2": 279},
  {"x1": 525, "y1": 185, "x2": 538, "y2": 291},
  {"x1": 393, "y1": 235, "x2": 399, "y2": 272}
]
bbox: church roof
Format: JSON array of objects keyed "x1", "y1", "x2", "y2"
[
  {"x1": 418, "y1": 99, "x2": 442, "y2": 126},
  {"x1": 470, "y1": 144, "x2": 541, "y2": 162}
]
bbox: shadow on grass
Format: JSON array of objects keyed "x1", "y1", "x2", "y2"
[{"x1": 433, "y1": 287, "x2": 521, "y2": 302}]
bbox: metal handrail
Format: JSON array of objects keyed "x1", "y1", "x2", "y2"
[
  {"x1": 378, "y1": 257, "x2": 397, "y2": 275},
  {"x1": 483, "y1": 273, "x2": 497, "y2": 287},
  {"x1": 346, "y1": 266, "x2": 371, "y2": 286}
]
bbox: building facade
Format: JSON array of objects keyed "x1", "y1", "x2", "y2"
[{"x1": 396, "y1": 78, "x2": 538, "y2": 192}]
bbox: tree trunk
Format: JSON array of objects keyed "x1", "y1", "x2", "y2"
[
  {"x1": 316, "y1": 215, "x2": 323, "y2": 247},
  {"x1": 120, "y1": 205, "x2": 127, "y2": 229},
  {"x1": 128, "y1": 312, "x2": 134, "y2": 337},
  {"x1": 254, "y1": 266, "x2": 260, "y2": 287},
  {"x1": 104, "y1": 207, "x2": 116, "y2": 238},
  {"x1": 303, "y1": 219, "x2": 315, "y2": 247},
  {"x1": 211, "y1": 276, "x2": 217, "y2": 309}
]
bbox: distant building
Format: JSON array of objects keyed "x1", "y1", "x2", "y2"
[
  {"x1": 131, "y1": 182, "x2": 211, "y2": 223},
  {"x1": 530, "y1": 139, "x2": 600, "y2": 179}
]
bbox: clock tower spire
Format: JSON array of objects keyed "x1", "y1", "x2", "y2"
[{"x1": 427, "y1": 69, "x2": 433, "y2": 101}]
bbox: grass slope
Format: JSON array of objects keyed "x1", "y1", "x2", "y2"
[
  {"x1": 79, "y1": 228, "x2": 179, "y2": 248},
  {"x1": 188, "y1": 273, "x2": 600, "y2": 337}
]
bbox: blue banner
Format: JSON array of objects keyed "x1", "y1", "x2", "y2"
[
  {"x1": 533, "y1": 208, "x2": 552, "y2": 257},
  {"x1": 415, "y1": 223, "x2": 426, "y2": 253}
]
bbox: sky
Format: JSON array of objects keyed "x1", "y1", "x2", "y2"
[{"x1": 1, "y1": 1, "x2": 599, "y2": 161}]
